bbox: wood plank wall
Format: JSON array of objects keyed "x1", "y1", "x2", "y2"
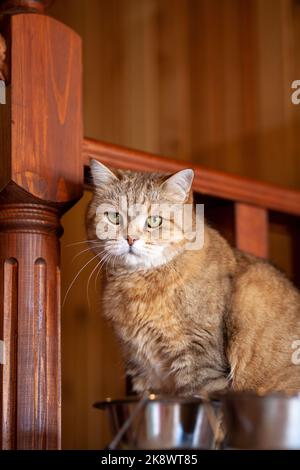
[{"x1": 49, "y1": 0, "x2": 300, "y2": 449}]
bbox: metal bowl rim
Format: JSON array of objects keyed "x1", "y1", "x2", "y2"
[
  {"x1": 93, "y1": 394, "x2": 219, "y2": 409},
  {"x1": 212, "y1": 390, "x2": 300, "y2": 401}
]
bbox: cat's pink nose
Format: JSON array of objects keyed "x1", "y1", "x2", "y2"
[{"x1": 126, "y1": 236, "x2": 137, "y2": 246}]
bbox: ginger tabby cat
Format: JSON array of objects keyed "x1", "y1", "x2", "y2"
[{"x1": 86, "y1": 160, "x2": 300, "y2": 396}]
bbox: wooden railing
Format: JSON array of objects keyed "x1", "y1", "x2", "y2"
[
  {"x1": 1, "y1": 0, "x2": 300, "y2": 451},
  {"x1": 83, "y1": 138, "x2": 300, "y2": 217}
]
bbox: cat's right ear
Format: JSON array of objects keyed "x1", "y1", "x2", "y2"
[
  {"x1": 90, "y1": 159, "x2": 119, "y2": 187},
  {"x1": 161, "y1": 169, "x2": 194, "y2": 202}
]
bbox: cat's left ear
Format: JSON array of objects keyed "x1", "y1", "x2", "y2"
[{"x1": 161, "y1": 169, "x2": 194, "y2": 202}]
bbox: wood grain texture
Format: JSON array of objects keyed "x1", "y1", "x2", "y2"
[
  {"x1": 1, "y1": 258, "x2": 18, "y2": 449},
  {"x1": 0, "y1": 11, "x2": 82, "y2": 450},
  {"x1": 83, "y1": 138, "x2": 300, "y2": 217},
  {"x1": 235, "y1": 203, "x2": 269, "y2": 258},
  {"x1": 0, "y1": 204, "x2": 62, "y2": 449},
  {"x1": 50, "y1": 0, "x2": 300, "y2": 188},
  {"x1": 33, "y1": 258, "x2": 47, "y2": 448},
  {"x1": 0, "y1": 13, "x2": 83, "y2": 203}
]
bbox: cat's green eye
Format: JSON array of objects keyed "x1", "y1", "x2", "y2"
[
  {"x1": 105, "y1": 211, "x2": 121, "y2": 225},
  {"x1": 146, "y1": 215, "x2": 162, "y2": 228}
]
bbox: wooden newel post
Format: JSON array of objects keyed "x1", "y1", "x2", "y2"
[{"x1": 0, "y1": 0, "x2": 83, "y2": 449}]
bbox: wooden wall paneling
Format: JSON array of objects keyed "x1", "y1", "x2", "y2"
[
  {"x1": 282, "y1": 0, "x2": 300, "y2": 187},
  {"x1": 188, "y1": 0, "x2": 216, "y2": 165},
  {"x1": 235, "y1": 202, "x2": 269, "y2": 258},
  {"x1": 48, "y1": 0, "x2": 300, "y2": 189},
  {"x1": 255, "y1": 0, "x2": 298, "y2": 188},
  {"x1": 0, "y1": 2, "x2": 82, "y2": 449},
  {"x1": 83, "y1": 0, "x2": 124, "y2": 145},
  {"x1": 188, "y1": 0, "x2": 259, "y2": 175},
  {"x1": 221, "y1": 0, "x2": 244, "y2": 175},
  {"x1": 294, "y1": 25, "x2": 300, "y2": 187},
  {"x1": 237, "y1": 0, "x2": 260, "y2": 178},
  {"x1": 155, "y1": 0, "x2": 191, "y2": 159},
  {"x1": 120, "y1": 0, "x2": 159, "y2": 152}
]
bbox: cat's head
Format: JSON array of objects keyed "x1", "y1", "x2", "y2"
[{"x1": 86, "y1": 160, "x2": 195, "y2": 271}]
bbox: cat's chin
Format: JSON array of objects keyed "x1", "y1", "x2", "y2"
[
  {"x1": 104, "y1": 244, "x2": 185, "y2": 271},
  {"x1": 118, "y1": 250, "x2": 177, "y2": 271},
  {"x1": 122, "y1": 252, "x2": 157, "y2": 269},
  {"x1": 123, "y1": 252, "x2": 142, "y2": 266}
]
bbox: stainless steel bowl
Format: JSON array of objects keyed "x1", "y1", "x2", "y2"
[
  {"x1": 220, "y1": 391, "x2": 300, "y2": 450},
  {"x1": 94, "y1": 395, "x2": 220, "y2": 450}
]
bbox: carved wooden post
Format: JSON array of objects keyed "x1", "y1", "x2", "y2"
[{"x1": 0, "y1": 0, "x2": 82, "y2": 449}]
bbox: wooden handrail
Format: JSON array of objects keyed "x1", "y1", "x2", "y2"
[{"x1": 83, "y1": 138, "x2": 300, "y2": 217}]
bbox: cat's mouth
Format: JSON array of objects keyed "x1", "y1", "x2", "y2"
[{"x1": 127, "y1": 248, "x2": 140, "y2": 257}]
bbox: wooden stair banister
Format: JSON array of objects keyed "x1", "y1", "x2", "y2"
[
  {"x1": 0, "y1": 0, "x2": 82, "y2": 449},
  {"x1": 83, "y1": 138, "x2": 300, "y2": 218}
]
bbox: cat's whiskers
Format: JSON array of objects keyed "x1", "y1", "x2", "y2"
[
  {"x1": 94, "y1": 259, "x2": 103, "y2": 290},
  {"x1": 105, "y1": 252, "x2": 119, "y2": 277},
  {"x1": 94, "y1": 251, "x2": 115, "y2": 287},
  {"x1": 71, "y1": 244, "x2": 104, "y2": 263},
  {"x1": 99, "y1": 252, "x2": 115, "y2": 282},
  {"x1": 66, "y1": 239, "x2": 100, "y2": 247},
  {"x1": 86, "y1": 253, "x2": 111, "y2": 309},
  {"x1": 105, "y1": 253, "x2": 119, "y2": 276},
  {"x1": 93, "y1": 249, "x2": 114, "y2": 289},
  {"x1": 62, "y1": 252, "x2": 100, "y2": 307}
]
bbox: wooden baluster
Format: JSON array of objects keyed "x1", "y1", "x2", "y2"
[
  {"x1": 235, "y1": 202, "x2": 269, "y2": 258},
  {"x1": 0, "y1": 206, "x2": 63, "y2": 450},
  {"x1": 0, "y1": 1, "x2": 82, "y2": 449}
]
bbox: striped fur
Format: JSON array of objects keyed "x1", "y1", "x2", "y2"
[{"x1": 86, "y1": 162, "x2": 300, "y2": 396}]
